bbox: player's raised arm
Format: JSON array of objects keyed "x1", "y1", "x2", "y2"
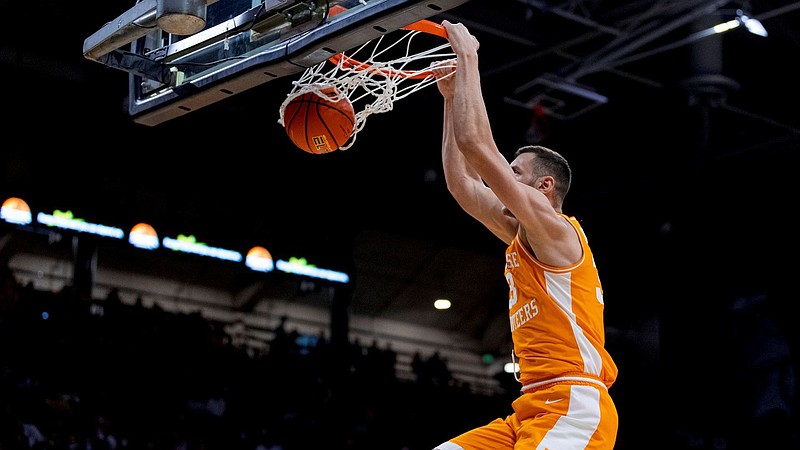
[{"x1": 433, "y1": 59, "x2": 517, "y2": 244}]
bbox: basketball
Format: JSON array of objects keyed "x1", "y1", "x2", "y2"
[{"x1": 282, "y1": 89, "x2": 355, "y2": 154}]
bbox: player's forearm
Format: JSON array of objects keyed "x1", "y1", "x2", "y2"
[
  {"x1": 442, "y1": 99, "x2": 487, "y2": 213},
  {"x1": 450, "y1": 53, "x2": 495, "y2": 167},
  {"x1": 443, "y1": 101, "x2": 481, "y2": 183}
]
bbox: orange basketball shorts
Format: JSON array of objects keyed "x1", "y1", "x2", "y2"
[{"x1": 433, "y1": 383, "x2": 617, "y2": 450}]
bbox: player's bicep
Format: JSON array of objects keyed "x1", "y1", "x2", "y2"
[{"x1": 464, "y1": 185, "x2": 518, "y2": 244}]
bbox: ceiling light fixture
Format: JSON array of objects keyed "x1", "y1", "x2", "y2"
[
  {"x1": 713, "y1": 9, "x2": 768, "y2": 37},
  {"x1": 737, "y1": 9, "x2": 768, "y2": 37},
  {"x1": 434, "y1": 299, "x2": 451, "y2": 310}
]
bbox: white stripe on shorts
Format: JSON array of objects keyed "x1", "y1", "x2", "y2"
[{"x1": 434, "y1": 442, "x2": 464, "y2": 450}]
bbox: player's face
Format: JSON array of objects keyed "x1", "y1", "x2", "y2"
[{"x1": 510, "y1": 153, "x2": 538, "y2": 186}]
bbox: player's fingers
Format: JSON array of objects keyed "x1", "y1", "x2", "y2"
[
  {"x1": 431, "y1": 59, "x2": 456, "y2": 77},
  {"x1": 442, "y1": 21, "x2": 468, "y2": 43},
  {"x1": 442, "y1": 21, "x2": 479, "y2": 53}
]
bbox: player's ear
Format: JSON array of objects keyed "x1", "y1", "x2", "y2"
[{"x1": 538, "y1": 176, "x2": 555, "y2": 193}]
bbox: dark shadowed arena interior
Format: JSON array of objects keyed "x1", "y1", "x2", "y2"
[{"x1": 2, "y1": 1, "x2": 799, "y2": 449}]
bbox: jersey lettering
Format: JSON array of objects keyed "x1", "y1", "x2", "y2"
[
  {"x1": 510, "y1": 298, "x2": 539, "y2": 331},
  {"x1": 505, "y1": 252, "x2": 520, "y2": 269}
]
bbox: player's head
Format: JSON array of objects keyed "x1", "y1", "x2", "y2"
[{"x1": 512, "y1": 145, "x2": 572, "y2": 206}]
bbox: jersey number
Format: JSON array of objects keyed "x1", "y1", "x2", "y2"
[{"x1": 506, "y1": 272, "x2": 517, "y2": 309}]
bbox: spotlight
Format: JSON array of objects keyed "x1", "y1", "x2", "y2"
[{"x1": 737, "y1": 9, "x2": 768, "y2": 37}]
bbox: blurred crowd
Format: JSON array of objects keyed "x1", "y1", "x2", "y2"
[
  {"x1": 0, "y1": 265, "x2": 508, "y2": 450},
  {"x1": 2, "y1": 260, "x2": 799, "y2": 449}
]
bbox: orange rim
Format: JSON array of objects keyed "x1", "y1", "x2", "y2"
[
  {"x1": 401, "y1": 19, "x2": 447, "y2": 39},
  {"x1": 326, "y1": 6, "x2": 449, "y2": 80}
]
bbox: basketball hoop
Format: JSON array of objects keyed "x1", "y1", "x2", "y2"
[{"x1": 278, "y1": 9, "x2": 455, "y2": 151}]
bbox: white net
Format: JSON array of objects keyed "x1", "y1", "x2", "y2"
[{"x1": 278, "y1": 24, "x2": 456, "y2": 151}]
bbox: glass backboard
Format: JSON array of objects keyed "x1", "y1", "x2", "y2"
[{"x1": 83, "y1": 0, "x2": 470, "y2": 126}]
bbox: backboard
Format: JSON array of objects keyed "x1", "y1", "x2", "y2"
[{"x1": 83, "y1": 0, "x2": 470, "y2": 126}]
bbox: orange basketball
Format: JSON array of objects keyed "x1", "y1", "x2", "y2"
[{"x1": 282, "y1": 89, "x2": 355, "y2": 154}]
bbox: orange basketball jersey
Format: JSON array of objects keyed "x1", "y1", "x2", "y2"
[{"x1": 505, "y1": 215, "x2": 617, "y2": 391}]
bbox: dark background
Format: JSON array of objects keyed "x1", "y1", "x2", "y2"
[{"x1": 2, "y1": 0, "x2": 800, "y2": 448}]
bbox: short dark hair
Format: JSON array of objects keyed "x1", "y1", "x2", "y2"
[{"x1": 514, "y1": 145, "x2": 572, "y2": 203}]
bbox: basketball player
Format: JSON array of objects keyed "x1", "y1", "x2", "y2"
[{"x1": 430, "y1": 20, "x2": 619, "y2": 450}]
